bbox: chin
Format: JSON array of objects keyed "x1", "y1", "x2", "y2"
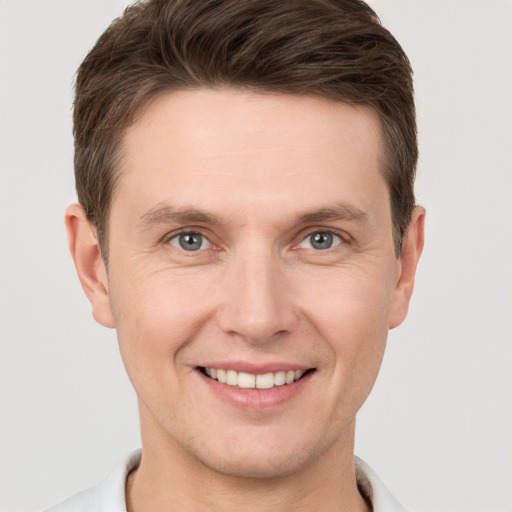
[
  {"x1": 185, "y1": 431, "x2": 334, "y2": 480},
  {"x1": 201, "y1": 451, "x2": 309, "y2": 480}
]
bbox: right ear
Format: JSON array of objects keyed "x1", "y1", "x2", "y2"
[{"x1": 65, "y1": 204, "x2": 115, "y2": 328}]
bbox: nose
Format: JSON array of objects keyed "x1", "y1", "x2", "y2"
[{"x1": 216, "y1": 246, "x2": 299, "y2": 344}]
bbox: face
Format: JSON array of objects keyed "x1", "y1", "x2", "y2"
[{"x1": 84, "y1": 89, "x2": 417, "y2": 478}]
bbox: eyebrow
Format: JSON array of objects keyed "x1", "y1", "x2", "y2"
[
  {"x1": 137, "y1": 202, "x2": 369, "y2": 232},
  {"x1": 137, "y1": 205, "x2": 220, "y2": 231},
  {"x1": 294, "y1": 204, "x2": 369, "y2": 226}
]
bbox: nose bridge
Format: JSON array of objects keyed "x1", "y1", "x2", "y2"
[{"x1": 217, "y1": 241, "x2": 297, "y2": 343}]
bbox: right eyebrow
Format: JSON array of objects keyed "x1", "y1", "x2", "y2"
[{"x1": 136, "y1": 204, "x2": 221, "y2": 232}]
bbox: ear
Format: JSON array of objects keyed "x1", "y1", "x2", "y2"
[
  {"x1": 389, "y1": 206, "x2": 425, "y2": 329},
  {"x1": 65, "y1": 204, "x2": 115, "y2": 328}
]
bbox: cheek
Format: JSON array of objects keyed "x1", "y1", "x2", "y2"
[
  {"x1": 298, "y1": 266, "x2": 393, "y2": 389},
  {"x1": 108, "y1": 269, "x2": 213, "y2": 385},
  {"x1": 299, "y1": 264, "x2": 395, "y2": 334}
]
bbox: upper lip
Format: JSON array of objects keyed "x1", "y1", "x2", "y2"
[{"x1": 197, "y1": 361, "x2": 314, "y2": 374}]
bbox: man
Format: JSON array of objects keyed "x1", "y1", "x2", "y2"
[{"x1": 48, "y1": 0, "x2": 424, "y2": 510}]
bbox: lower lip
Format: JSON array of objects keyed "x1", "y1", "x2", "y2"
[{"x1": 197, "y1": 370, "x2": 314, "y2": 410}]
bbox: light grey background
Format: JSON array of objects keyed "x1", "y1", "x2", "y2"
[{"x1": 1, "y1": 1, "x2": 511, "y2": 511}]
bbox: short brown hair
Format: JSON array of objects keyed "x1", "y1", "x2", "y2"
[{"x1": 74, "y1": 0, "x2": 417, "y2": 257}]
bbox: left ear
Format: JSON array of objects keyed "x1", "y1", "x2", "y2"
[{"x1": 389, "y1": 206, "x2": 425, "y2": 329}]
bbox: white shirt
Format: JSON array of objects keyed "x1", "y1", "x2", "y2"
[{"x1": 45, "y1": 450, "x2": 410, "y2": 512}]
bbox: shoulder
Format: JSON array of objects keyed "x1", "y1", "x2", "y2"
[
  {"x1": 355, "y1": 456, "x2": 411, "y2": 512},
  {"x1": 44, "y1": 450, "x2": 141, "y2": 512}
]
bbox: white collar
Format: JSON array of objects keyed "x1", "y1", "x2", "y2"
[
  {"x1": 355, "y1": 456, "x2": 410, "y2": 512},
  {"x1": 46, "y1": 450, "x2": 409, "y2": 512}
]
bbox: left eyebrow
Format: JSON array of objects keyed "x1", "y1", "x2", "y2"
[
  {"x1": 136, "y1": 204, "x2": 221, "y2": 232},
  {"x1": 294, "y1": 203, "x2": 369, "y2": 226}
]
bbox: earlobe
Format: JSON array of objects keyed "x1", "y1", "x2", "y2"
[
  {"x1": 389, "y1": 206, "x2": 425, "y2": 329},
  {"x1": 65, "y1": 204, "x2": 115, "y2": 328}
]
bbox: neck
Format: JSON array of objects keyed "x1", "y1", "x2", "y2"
[{"x1": 127, "y1": 408, "x2": 370, "y2": 512}]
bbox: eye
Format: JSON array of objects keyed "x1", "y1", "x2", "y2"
[
  {"x1": 299, "y1": 231, "x2": 343, "y2": 250},
  {"x1": 168, "y1": 232, "x2": 211, "y2": 251}
]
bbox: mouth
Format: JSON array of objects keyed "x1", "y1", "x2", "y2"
[{"x1": 198, "y1": 366, "x2": 314, "y2": 390}]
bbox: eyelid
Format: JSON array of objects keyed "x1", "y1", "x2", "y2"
[
  {"x1": 160, "y1": 226, "x2": 349, "y2": 252},
  {"x1": 163, "y1": 228, "x2": 214, "y2": 250},
  {"x1": 294, "y1": 228, "x2": 348, "y2": 250}
]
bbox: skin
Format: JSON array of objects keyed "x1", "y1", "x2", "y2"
[{"x1": 67, "y1": 88, "x2": 425, "y2": 512}]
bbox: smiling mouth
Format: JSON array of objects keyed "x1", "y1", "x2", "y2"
[{"x1": 198, "y1": 367, "x2": 314, "y2": 390}]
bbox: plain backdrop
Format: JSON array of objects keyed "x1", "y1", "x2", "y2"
[{"x1": 1, "y1": 1, "x2": 511, "y2": 511}]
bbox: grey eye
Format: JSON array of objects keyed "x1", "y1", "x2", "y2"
[
  {"x1": 299, "y1": 231, "x2": 342, "y2": 250},
  {"x1": 169, "y1": 232, "x2": 211, "y2": 251},
  {"x1": 310, "y1": 232, "x2": 333, "y2": 250}
]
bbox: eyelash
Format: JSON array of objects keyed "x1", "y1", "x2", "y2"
[{"x1": 164, "y1": 228, "x2": 347, "y2": 253}]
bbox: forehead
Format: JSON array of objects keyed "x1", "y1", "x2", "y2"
[{"x1": 114, "y1": 88, "x2": 387, "y2": 222}]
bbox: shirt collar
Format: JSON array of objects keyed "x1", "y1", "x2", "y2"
[{"x1": 47, "y1": 450, "x2": 409, "y2": 512}]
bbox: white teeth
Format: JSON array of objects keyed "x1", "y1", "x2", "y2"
[
  {"x1": 226, "y1": 369, "x2": 238, "y2": 386},
  {"x1": 202, "y1": 367, "x2": 308, "y2": 389},
  {"x1": 256, "y1": 373, "x2": 274, "y2": 389},
  {"x1": 274, "y1": 371, "x2": 286, "y2": 386},
  {"x1": 238, "y1": 371, "x2": 256, "y2": 389}
]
